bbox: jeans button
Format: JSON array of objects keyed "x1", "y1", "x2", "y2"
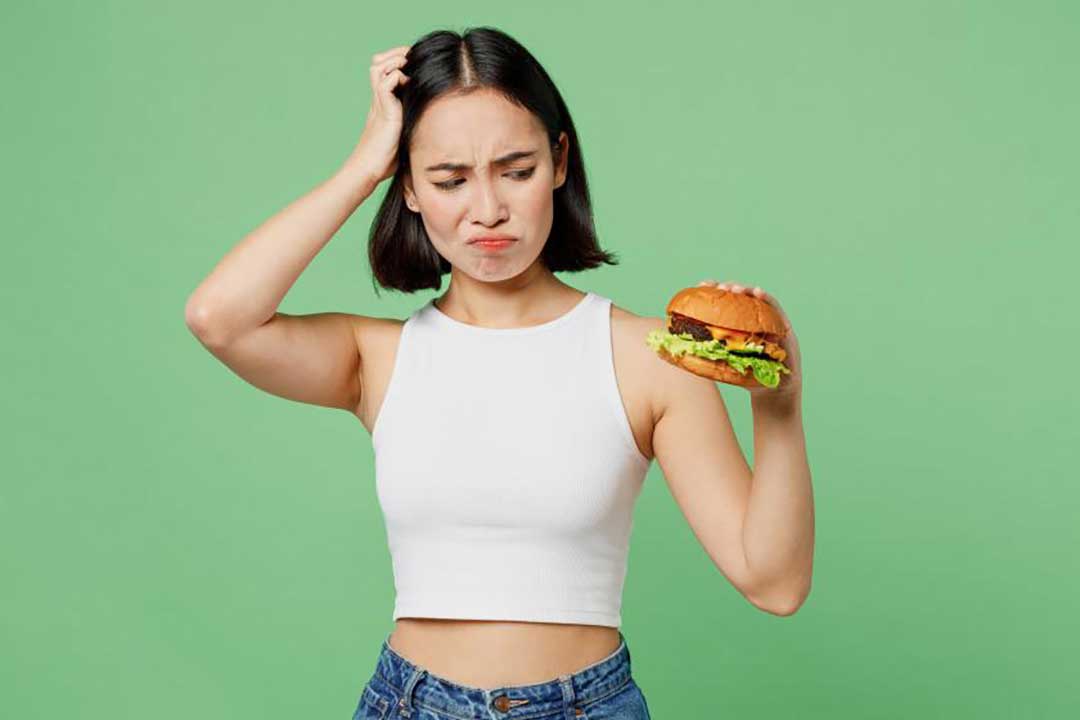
[{"x1": 492, "y1": 695, "x2": 511, "y2": 712}]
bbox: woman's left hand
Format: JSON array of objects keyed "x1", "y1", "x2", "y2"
[{"x1": 697, "y1": 279, "x2": 802, "y2": 400}]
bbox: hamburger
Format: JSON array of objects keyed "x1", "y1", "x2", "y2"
[{"x1": 645, "y1": 285, "x2": 792, "y2": 388}]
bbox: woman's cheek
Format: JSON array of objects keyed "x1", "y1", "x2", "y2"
[{"x1": 422, "y1": 194, "x2": 463, "y2": 233}]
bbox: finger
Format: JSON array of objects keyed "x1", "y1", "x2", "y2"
[
  {"x1": 371, "y1": 55, "x2": 407, "y2": 90},
  {"x1": 376, "y1": 53, "x2": 409, "y2": 75},
  {"x1": 697, "y1": 279, "x2": 718, "y2": 286},
  {"x1": 381, "y1": 58, "x2": 410, "y2": 90},
  {"x1": 370, "y1": 64, "x2": 408, "y2": 110},
  {"x1": 369, "y1": 62, "x2": 385, "y2": 91},
  {"x1": 372, "y1": 46, "x2": 411, "y2": 63},
  {"x1": 379, "y1": 68, "x2": 408, "y2": 94}
]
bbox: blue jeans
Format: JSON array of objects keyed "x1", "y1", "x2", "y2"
[{"x1": 352, "y1": 630, "x2": 652, "y2": 719}]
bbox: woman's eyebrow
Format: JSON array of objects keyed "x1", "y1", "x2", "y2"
[{"x1": 424, "y1": 150, "x2": 537, "y2": 172}]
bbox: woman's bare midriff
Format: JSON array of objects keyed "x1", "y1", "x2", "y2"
[{"x1": 387, "y1": 618, "x2": 622, "y2": 690}]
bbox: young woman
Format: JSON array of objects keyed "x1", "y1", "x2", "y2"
[{"x1": 185, "y1": 26, "x2": 813, "y2": 720}]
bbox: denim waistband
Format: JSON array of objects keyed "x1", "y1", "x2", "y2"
[{"x1": 372, "y1": 630, "x2": 633, "y2": 719}]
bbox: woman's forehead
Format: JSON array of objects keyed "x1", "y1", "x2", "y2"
[{"x1": 412, "y1": 91, "x2": 545, "y2": 162}]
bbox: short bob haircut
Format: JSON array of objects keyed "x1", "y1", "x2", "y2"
[{"x1": 368, "y1": 25, "x2": 620, "y2": 295}]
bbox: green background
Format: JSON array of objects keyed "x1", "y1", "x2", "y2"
[{"x1": 3, "y1": 1, "x2": 1077, "y2": 717}]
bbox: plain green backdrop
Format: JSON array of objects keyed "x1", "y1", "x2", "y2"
[{"x1": 3, "y1": 1, "x2": 1077, "y2": 717}]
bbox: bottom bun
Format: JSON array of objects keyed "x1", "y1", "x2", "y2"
[{"x1": 657, "y1": 347, "x2": 771, "y2": 388}]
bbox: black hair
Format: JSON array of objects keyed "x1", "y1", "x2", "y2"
[{"x1": 367, "y1": 25, "x2": 620, "y2": 295}]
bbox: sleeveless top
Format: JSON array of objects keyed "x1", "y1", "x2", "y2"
[{"x1": 371, "y1": 291, "x2": 651, "y2": 628}]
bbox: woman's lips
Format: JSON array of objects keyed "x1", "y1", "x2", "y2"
[{"x1": 471, "y1": 239, "x2": 516, "y2": 250}]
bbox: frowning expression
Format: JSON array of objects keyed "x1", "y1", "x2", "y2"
[{"x1": 403, "y1": 88, "x2": 569, "y2": 280}]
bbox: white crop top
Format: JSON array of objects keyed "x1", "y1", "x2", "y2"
[{"x1": 370, "y1": 290, "x2": 651, "y2": 627}]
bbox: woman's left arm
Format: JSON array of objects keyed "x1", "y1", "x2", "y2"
[
  {"x1": 744, "y1": 393, "x2": 813, "y2": 614},
  {"x1": 648, "y1": 280, "x2": 813, "y2": 616},
  {"x1": 707, "y1": 279, "x2": 813, "y2": 615}
]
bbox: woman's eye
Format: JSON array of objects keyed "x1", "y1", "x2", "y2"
[{"x1": 434, "y1": 168, "x2": 535, "y2": 191}]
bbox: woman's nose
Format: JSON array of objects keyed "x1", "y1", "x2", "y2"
[{"x1": 470, "y1": 179, "x2": 508, "y2": 224}]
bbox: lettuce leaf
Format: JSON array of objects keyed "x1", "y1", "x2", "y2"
[{"x1": 645, "y1": 329, "x2": 792, "y2": 388}]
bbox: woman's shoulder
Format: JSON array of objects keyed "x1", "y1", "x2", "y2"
[{"x1": 608, "y1": 299, "x2": 666, "y2": 336}]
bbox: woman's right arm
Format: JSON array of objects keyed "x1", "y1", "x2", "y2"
[
  {"x1": 183, "y1": 163, "x2": 378, "y2": 414},
  {"x1": 184, "y1": 44, "x2": 412, "y2": 415}
]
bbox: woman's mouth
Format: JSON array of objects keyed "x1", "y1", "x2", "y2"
[{"x1": 470, "y1": 238, "x2": 516, "y2": 251}]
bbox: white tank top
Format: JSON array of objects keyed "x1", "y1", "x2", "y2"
[{"x1": 371, "y1": 290, "x2": 651, "y2": 628}]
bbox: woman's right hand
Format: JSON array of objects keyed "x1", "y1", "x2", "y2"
[{"x1": 345, "y1": 45, "x2": 412, "y2": 186}]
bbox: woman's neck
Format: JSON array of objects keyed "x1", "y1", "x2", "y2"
[{"x1": 434, "y1": 266, "x2": 582, "y2": 329}]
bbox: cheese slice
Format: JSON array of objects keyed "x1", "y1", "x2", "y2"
[
  {"x1": 705, "y1": 324, "x2": 786, "y2": 361},
  {"x1": 706, "y1": 325, "x2": 739, "y2": 341}
]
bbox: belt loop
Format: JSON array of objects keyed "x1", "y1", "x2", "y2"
[
  {"x1": 396, "y1": 666, "x2": 426, "y2": 718},
  {"x1": 558, "y1": 674, "x2": 577, "y2": 720}
]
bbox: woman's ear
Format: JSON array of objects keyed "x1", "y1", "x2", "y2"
[
  {"x1": 553, "y1": 132, "x2": 569, "y2": 190},
  {"x1": 402, "y1": 174, "x2": 420, "y2": 213}
]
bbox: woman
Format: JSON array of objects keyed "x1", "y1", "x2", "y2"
[{"x1": 185, "y1": 26, "x2": 813, "y2": 720}]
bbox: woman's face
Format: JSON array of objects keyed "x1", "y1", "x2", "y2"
[{"x1": 402, "y1": 89, "x2": 568, "y2": 282}]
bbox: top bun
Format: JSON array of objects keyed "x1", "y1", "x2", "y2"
[{"x1": 666, "y1": 286, "x2": 787, "y2": 337}]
